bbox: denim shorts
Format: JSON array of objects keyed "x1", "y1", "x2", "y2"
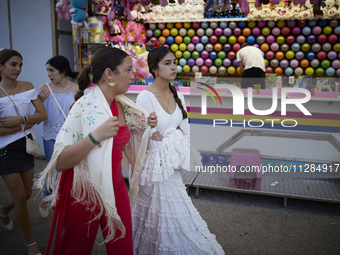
[{"x1": 0, "y1": 134, "x2": 35, "y2": 175}]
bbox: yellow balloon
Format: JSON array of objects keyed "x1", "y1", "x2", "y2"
[
  {"x1": 248, "y1": 21, "x2": 256, "y2": 28},
  {"x1": 228, "y1": 66, "x2": 236, "y2": 74},
  {"x1": 286, "y1": 50, "x2": 294, "y2": 59},
  {"x1": 184, "y1": 22, "x2": 191, "y2": 29},
  {"x1": 264, "y1": 59, "x2": 269, "y2": 67},
  {"x1": 277, "y1": 20, "x2": 286, "y2": 28},
  {"x1": 305, "y1": 67, "x2": 314, "y2": 76},
  {"x1": 171, "y1": 44, "x2": 179, "y2": 52},
  {"x1": 262, "y1": 27, "x2": 270, "y2": 36},
  {"x1": 167, "y1": 23, "x2": 174, "y2": 29},
  {"x1": 171, "y1": 28, "x2": 178, "y2": 36},
  {"x1": 333, "y1": 43, "x2": 340, "y2": 52},
  {"x1": 183, "y1": 64, "x2": 191, "y2": 72},
  {"x1": 179, "y1": 43, "x2": 187, "y2": 51},
  {"x1": 175, "y1": 50, "x2": 183, "y2": 59},
  {"x1": 323, "y1": 26, "x2": 332, "y2": 35},
  {"x1": 187, "y1": 29, "x2": 195, "y2": 37}
]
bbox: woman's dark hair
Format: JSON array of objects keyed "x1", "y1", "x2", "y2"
[
  {"x1": 0, "y1": 49, "x2": 22, "y2": 82},
  {"x1": 148, "y1": 46, "x2": 187, "y2": 119},
  {"x1": 46, "y1": 55, "x2": 78, "y2": 79},
  {"x1": 75, "y1": 47, "x2": 129, "y2": 101}
]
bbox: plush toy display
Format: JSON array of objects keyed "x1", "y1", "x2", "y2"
[
  {"x1": 56, "y1": 0, "x2": 73, "y2": 20},
  {"x1": 70, "y1": 0, "x2": 88, "y2": 26}
]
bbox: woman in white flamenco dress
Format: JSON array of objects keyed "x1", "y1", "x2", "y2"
[{"x1": 130, "y1": 46, "x2": 225, "y2": 255}]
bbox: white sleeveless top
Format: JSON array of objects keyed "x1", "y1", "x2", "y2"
[{"x1": 0, "y1": 89, "x2": 38, "y2": 149}]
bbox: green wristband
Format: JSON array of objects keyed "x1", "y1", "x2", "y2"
[{"x1": 88, "y1": 132, "x2": 101, "y2": 147}]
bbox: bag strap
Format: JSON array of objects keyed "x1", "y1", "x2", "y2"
[
  {"x1": 45, "y1": 83, "x2": 67, "y2": 120},
  {"x1": 0, "y1": 85, "x2": 29, "y2": 138}
]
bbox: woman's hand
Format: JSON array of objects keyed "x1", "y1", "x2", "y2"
[
  {"x1": 0, "y1": 116, "x2": 23, "y2": 127},
  {"x1": 150, "y1": 131, "x2": 162, "y2": 141},
  {"x1": 38, "y1": 85, "x2": 50, "y2": 103},
  {"x1": 91, "y1": 116, "x2": 120, "y2": 142},
  {"x1": 147, "y1": 111, "x2": 158, "y2": 128}
]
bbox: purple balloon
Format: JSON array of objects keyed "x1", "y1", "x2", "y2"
[
  {"x1": 296, "y1": 35, "x2": 306, "y2": 44},
  {"x1": 307, "y1": 35, "x2": 316, "y2": 44},
  {"x1": 328, "y1": 51, "x2": 337, "y2": 60},
  {"x1": 205, "y1": 58, "x2": 213, "y2": 67},
  {"x1": 233, "y1": 59, "x2": 239, "y2": 67},
  {"x1": 272, "y1": 27, "x2": 281, "y2": 36},
  {"x1": 223, "y1": 44, "x2": 231, "y2": 52},
  {"x1": 201, "y1": 50, "x2": 209, "y2": 59},
  {"x1": 266, "y1": 35, "x2": 275, "y2": 44},
  {"x1": 234, "y1": 27, "x2": 242, "y2": 35},
  {"x1": 332, "y1": 60, "x2": 340, "y2": 68},
  {"x1": 196, "y1": 58, "x2": 204, "y2": 66},
  {"x1": 280, "y1": 59, "x2": 289, "y2": 68},
  {"x1": 313, "y1": 26, "x2": 322, "y2": 35},
  {"x1": 252, "y1": 27, "x2": 260, "y2": 36},
  {"x1": 287, "y1": 20, "x2": 296, "y2": 28},
  {"x1": 223, "y1": 28, "x2": 232, "y2": 36},
  {"x1": 188, "y1": 58, "x2": 195, "y2": 67},
  {"x1": 192, "y1": 36, "x2": 200, "y2": 44},
  {"x1": 253, "y1": 43, "x2": 260, "y2": 48},
  {"x1": 146, "y1": 29, "x2": 153, "y2": 37},
  {"x1": 296, "y1": 51, "x2": 304, "y2": 60},
  {"x1": 290, "y1": 59, "x2": 299, "y2": 68},
  {"x1": 292, "y1": 27, "x2": 301, "y2": 35},
  {"x1": 329, "y1": 20, "x2": 339, "y2": 28},
  {"x1": 223, "y1": 58, "x2": 231, "y2": 66}
]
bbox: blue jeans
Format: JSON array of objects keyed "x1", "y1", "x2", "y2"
[{"x1": 43, "y1": 139, "x2": 56, "y2": 197}]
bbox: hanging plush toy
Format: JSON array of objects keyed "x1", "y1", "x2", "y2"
[
  {"x1": 56, "y1": 0, "x2": 73, "y2": 20},
  {"x1": 69, "y1": 0, "x2": 88, "y2": 26}
]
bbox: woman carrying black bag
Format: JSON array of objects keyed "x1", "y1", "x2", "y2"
[{"x1": 0, "y1": 49, "x2": 47, "y2": 255}]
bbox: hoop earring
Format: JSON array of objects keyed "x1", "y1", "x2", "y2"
[{"x1": 109, "y1": 79, "x2": 116, "y2": 87}]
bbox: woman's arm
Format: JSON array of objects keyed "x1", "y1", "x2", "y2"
[
  {"x1": 55, "y1": 116, "x2": 120, "y2": 172},
  {"x1": 0, "y1": 123, "x2": 35, "y2": 136}
]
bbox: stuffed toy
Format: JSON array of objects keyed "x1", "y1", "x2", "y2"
[
  {"x1": 70, "y1": 0, "x2": 88, "y2": 26},
  {"x1": 322, "y1": 0, "x2": 336, "y2": 17},
  {"x1": 56, "y1": 0, "x2": 73, "y2": 20}
]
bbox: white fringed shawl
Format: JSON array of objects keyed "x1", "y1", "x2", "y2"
[{"x1": 34, "y1": 85, "x2": 150, "y2": 243}]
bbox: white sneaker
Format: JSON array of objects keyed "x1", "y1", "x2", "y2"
[{"x1": 38, "y1": 202, "x2": 49, "y2": 218}]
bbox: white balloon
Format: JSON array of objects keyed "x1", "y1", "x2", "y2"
[
  {"x1": 294, "y1": 67, "x2": 303, "y2": 76},
  {"x1": 210, "y1": 22, "x2": 218, "y2": 29},
  {"x1": 197, "y1": 28, "x2": 205, "y2": 36},
  {"x1": 209, "y1": 66, "x2": 217, "y2": 74},
  {"x1": 192, "y1": 65, "x2": 200, "y2": 73},
  {"x1": 336, "y1": 68, "x2": 340, "y2": 76},
  {"x1": 218, "y1": 66, "x2": 226, "y2": 74},
  {"x1": 179, "y1": 28, "x2": 187, "y2": 36}
]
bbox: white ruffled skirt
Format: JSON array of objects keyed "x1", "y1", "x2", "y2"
[{"x1": 132, "y1": 170, "x2": 225, "y2": 255}]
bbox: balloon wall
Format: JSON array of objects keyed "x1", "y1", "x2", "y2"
[{"x1": 146, "y1": 20, "x2": 340, "y2": 76}]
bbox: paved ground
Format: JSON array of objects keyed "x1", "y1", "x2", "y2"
[{"x1": 1, "y1": 158, "x2": 340, "y2": 255}]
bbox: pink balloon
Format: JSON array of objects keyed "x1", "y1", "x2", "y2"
[
  {"x1": 234, "y1": 27, "x2": 242, "y2": 35},
  {"x1": 266, "y1": 35, "x2": 275, "y2": 44},
  {"x1": 252, "y1": 27, "x2": 260, "y2": 36},
  {"x1": 290, "y1": 59, "x2": 299, "y2": 68},
  {"x1": 271, "y1": 43, "x2": 279, "y2": 51},
  {"x1": 187, "y1": 43, "x2": 195, "y2": 51},
  {"x1": 332, "y1": 60, "x2": 340, "y2": 68},
  {"x1": 258, "y1": 21, "x2": 266, "y2": 28},
  {"x1": 205, "y1": 58, "x2": 213, "y2": 67},
  {"x1": 201, "y1": 65, "x2": 208, "y2": 73},
  {"x1": 196, "y1": 58, "x2": 204, "y2": 66},
  {"x1": 272, "y1": 27, "x2": 281, "y2": 36}
]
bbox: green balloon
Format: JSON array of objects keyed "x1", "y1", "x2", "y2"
[
  {"x1": 218, "y1": 51, "x2": 226, "y2": 59},
  {"x1": 192, "y1": 51, "x2": 200, "y2": 59},
  {"x1": 215, "y1": 59, "x2": 223, "y2": 66},
  {"x1": 183, "y1": 36, "x2": 191, "y2": 44},
  {"x1": 321, "y1": 60, "x2": 330, "y2": 68},
  {"x1": 154, "y1": 29, "x2": 161, "y2": 37},
  {"x1": 219, "y1": 35, "x2": 227, "y2": 44},
  {"x1": 183, "y1": 50, "x2": 191, "y2": 59},
  {"x1": 276, "y1": 36, "x2": 285, "y2": 44},
  {"x1": 315, "y1": 67, "x2": 324, "y2": 76}
]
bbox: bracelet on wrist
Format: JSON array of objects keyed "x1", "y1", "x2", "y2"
[
  {"x1": 88, "y1": 132, "x2": 101, "y2": 147},
  {"x1": 21, "y1": 124, "x2": 25, "y2": 132},
  {"x1": 23, "y1": 116, "x2": 28, "y2": 125}
]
